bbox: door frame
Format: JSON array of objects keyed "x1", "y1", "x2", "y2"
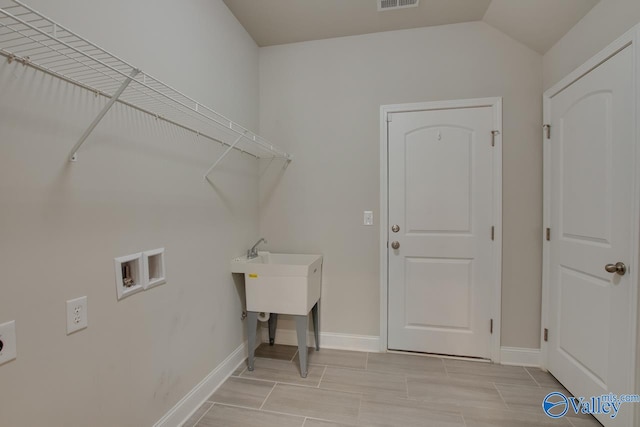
[
  {"x1": 379, "y1": 97, "x2": 503, "y2": 362},
  {"x1": 541, "y1": 24, "x2": 640, "y2": 423}
]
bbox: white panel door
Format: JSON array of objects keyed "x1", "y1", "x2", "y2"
[
  {"x1": 547, "y1": 45, "x2": 635, "y2": 426},
  {"x1": 387, "y1": 106, "x2": 496, "y2": 358}
]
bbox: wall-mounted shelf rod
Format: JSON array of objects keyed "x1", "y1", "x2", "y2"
[
  {"x1": 0, "y1": 0, "x2": 292, "y2": 163},
  {"x1": 69, "y1": 68, "x2": 140, "y2": 162},
  {"x1": 204, "y1": 132, "x2": 247, "y2": 179}
]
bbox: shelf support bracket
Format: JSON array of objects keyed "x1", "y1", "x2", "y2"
[
  {"x1": 69, "y1": 68, "x2": 141, "y2": 161},
  {"x1": 203, "y1": 132, "x2": 248, "y2": 179}
]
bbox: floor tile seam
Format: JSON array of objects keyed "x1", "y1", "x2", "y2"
[
  {"x1": 524, "y1": 366, "x2": 543, "y2": 387},
  {"x1": 445, "y1": 372, "x2": 539, "y2": 386},
  {"x1": 273, "y1": 380, "x2": 369, "y2": 398},
  {"x1": 405, "y1": 395, "x2": 510, "y2": 412},
  {"x1": 359, "y1": 365, "x2": 447, "y2": 378},
  {"x1": 326, "y1": 363, "x2": 409, "y2": 377},
  {"x1": 305, "y1": 359, "x2": 368, "y2": 370},
  {"x1": 254, "y1": 357, "x2": 329, "y2": 372},
  {"x1": 255, "y1": 355, "x2": 299, "y2": 363},
  {"x1": 492, "y1": 381, "x2": 510, "y2": 409},
  {"x1": 460, "y1": 411, "x2": 468, "y2": 427},
  {"x1": 259, "y1": 382, "x2": 277, "y2": 410},
  {"x1": 317, "y1": 365, "x2": 328, "y2": 388},
  {"x1": 228, "y1": 375, "x2": 278, "y2": 386},
  {"x1": 405, "y1": 373, "x2": 505, "y2": 390},
  {"x1": 404, "y1": 374, "x2": 409, "y2": 399},
  {"x1": 356, "y1": 390, "x2": 364, "y2": 426},
  {"x1": 305, "y1": 361, "x2": 335, "y2": 369},
  {"x1": 242, "y1": 371, "x2": 323, "y2": 387},
  {"x1": 490, "y1": 378, "x2": 544, "y2": 387},
  {"x1": 495, "y1": 381, "x2": 563, "y2": 396},
  {"x1": 391, "y1": 393, "x2": 468, "y2": 412},
  {"x1": 212, "y1": 401, "x2": 307, "y2": 420},
  {"x1": 263, "y1": 379, "x2": 323, "y2": 389},
  {"x1": 188, "y1": 401, "x2": 213, "y2": 427},
  {"x1": 457, "y1": 402, "x2": 527, "y2": 414},
  {"x1": 259, "y1": 394, "x2": 363, "y2": 425},
  {"x1": 317, "y1": 382, "x2": 408, "y2": 397},
  {"x1": 305, "y1": 414, "x2": 358, "y2": 426},
  {"x1": 232, "y1": 367, "x2": 247, "y2": 377}
]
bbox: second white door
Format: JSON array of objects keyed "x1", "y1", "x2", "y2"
[
  {"x1": 387, "y1": 103, "x2": 499, "y2": 358},
  {"x1": 545, "y1": 43, "x2": 636, "y2": 427}
]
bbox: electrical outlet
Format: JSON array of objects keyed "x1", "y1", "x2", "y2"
[
  {"x1": 66, "y1": 296, "x2": 88, "y2": 335},
  {"x1": 364, "y1": 210, "x2": 374, "y2": 226},
  {"x1": 0, "y1": 320, "x2": 17, "y2": 366}
]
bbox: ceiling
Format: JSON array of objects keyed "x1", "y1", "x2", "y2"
[{"x1": 222, "y1": 0, "x2": 600, "y2": 53}]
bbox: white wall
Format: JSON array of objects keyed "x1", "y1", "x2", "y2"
[
  {"x1": 259, "y1": 22, "x2": 544, "y2": 349},
  {"x1": 543, "y1": 0, "x2": 640, "y2": 89},
  {"x1": 0, "y1": 1, "x2": 259, "y2": 426}
]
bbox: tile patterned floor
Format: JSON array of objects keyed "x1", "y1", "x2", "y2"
[{"x1": 183, "y1": 344, "x2": 602, "y2": 427}]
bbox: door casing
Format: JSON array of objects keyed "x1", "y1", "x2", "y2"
[
  {"x1": 541, "y1": 24, "x2": 640, "y2": 426},
  {"x1": 379, "y1": 98, "x2": 503, "y2": 362}
]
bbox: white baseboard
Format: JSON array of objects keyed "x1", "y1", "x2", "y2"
[
  {"x1": 500, "y1": 346, "x2": 541, "y2": 367},
  {"x1": 260, "y1": 327, "x2": 380, "y2": 353},
  {"x1": 153, "y1": 341, "x2": 247, "y2": 427}
]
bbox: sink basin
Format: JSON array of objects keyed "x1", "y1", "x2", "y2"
[{"x1": 231, "y1": 251, "x2": 323, "y2": 316}]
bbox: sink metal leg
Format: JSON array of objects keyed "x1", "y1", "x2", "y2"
[
  {"x1": 246, "y1": 311, "x2": 258, "y2": 371},
  {"x1": 294, "y1": 314, "x2": 309, "y2": 378},
  {"x1": 311, "y1": 300, "x2": 320, "y2": 351},
  {"x1": 268, "y1": 313, "x2": 278, "y2": 345}
]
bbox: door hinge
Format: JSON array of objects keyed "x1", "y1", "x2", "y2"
[
  {"x1": 491, "y1": 130, "x2": 500, "y2": 147},
  {"x1": 490, "y1": 319, "x2": 494, "y2": 334},
  {"x1": 546, "y1": 228, "x2": 551, "y2": 241},
  {"x1": 544, "y1": 328, "x2": 549, "y2": 342},
  {"x1": 543, "y1": 124, "x2": 551, "y2": 139},
  {"x1": 491, "y1": 226, "x2": 495, "y2": 241}
]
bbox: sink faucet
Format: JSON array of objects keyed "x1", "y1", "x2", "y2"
[{"x1": 247, "y1": 238, "x2": 267, "y2": 259}]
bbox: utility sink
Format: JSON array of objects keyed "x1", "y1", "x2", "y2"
[
  {"x1": 232, "y1": 251, "x2": 323, "y2": 378},
  {"x1": 231, "y1": 251, "x2": 323, "y2": 316}
]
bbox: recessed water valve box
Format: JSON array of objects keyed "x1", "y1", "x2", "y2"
[
  {"x1": 0, "y1": 320, "x2": 17, "y2": 366},
  {"x1": 143, "y1": 248, "x2": 166, "y2": 290},
  {"x1": 114, "y1": 253, "x2": 143, "y2": 300}
]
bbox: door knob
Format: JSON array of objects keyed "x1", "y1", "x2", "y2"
[
  {"x1": 391, "y1": 241, "x2": 400, "y2": 250},
  {"x1": 605, "y1": 262, "x2": 626, "y2": 276},
  {"x1": 391, "y1": 224, "x2": 400, "y2": 233}
]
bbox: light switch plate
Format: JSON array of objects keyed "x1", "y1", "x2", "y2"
[
  {"x1": 0, "y1": 320, "x2": 17, "y2": 366},
  {"x1": 364, "y1": 211, "x2": 374, "y2": 226}
]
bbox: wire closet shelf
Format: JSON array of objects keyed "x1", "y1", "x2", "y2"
[{"x1": 0, "y1": 0, "x2": 291, "y2": 172}]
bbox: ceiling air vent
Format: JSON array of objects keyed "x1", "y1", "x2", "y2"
[{"x1": 378, "y1": 0, "x2": 419, "y2": 12}]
